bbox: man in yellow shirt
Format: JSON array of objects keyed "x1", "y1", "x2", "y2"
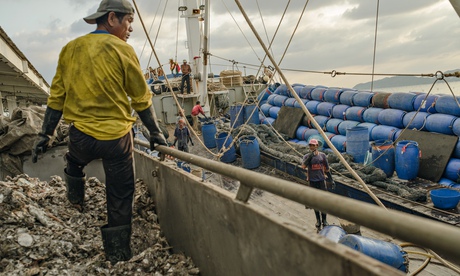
[{"x1": 32, "y1": 0, "x2": 167, "y2": 264}]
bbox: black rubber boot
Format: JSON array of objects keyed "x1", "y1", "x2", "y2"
[
  {"x1": 314, "y1": 210, "x2": 322, "y2": 230},
  {"x1": 321, "y1": 213, "x2": 329, "y2": 227},
  {"x1": 64, "y1": 170, "x2": 85, "y2": 205},
  {"x1": 101, "y1": 224, "x2": 132, "y2": 264}
]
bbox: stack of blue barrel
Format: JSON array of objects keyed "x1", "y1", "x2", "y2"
[{"x1": 258, "y1": 83, "x2": 460, "y2": 182}]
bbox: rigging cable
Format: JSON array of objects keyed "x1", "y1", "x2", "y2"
[
  {"x1": 234, "y1": 0, "x2": 387, "y2": 209},
  {"x1": 370, "y1": 0, "x2": 381, "y2": 92},
  {"x1": 132, "y1": 0, "x2": 220, "y2": 158},
  {"x1": 219, "y1": 0, "x2": 263, "y2": 65},
  {"x1": 146, "y1": 0, "x2": 169, "y2": 69},
  {"x1": 139, "y1": 0, "x2": 163, "y2": 62}
]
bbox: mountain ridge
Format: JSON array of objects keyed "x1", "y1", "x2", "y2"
[{"x1": 352, "y1": 69, "x2": 460, "y2": 90}]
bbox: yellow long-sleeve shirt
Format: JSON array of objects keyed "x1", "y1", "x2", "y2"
[{"x1": 47, "y1": 32, "x2": 151, "y2": 140}]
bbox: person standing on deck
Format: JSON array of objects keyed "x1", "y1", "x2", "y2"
[
  {"x1": 180, "y1": 59, "x2": 192, "y2": 94},
  {"x1": 191, "y1": 101, "x2": 205, "y2": 133},
  {"x1": 32, "y1": 0, "x2": 167, "y2": 264},
  {"x1": 169, "y1": 58, "x2": 180, "y2": 77},
  {"x1": 301, "y1": 139, "x2": 330, "y2": 231},
  {"x1": 173, "y1": 118, "x2": 193, "y2": 152}
]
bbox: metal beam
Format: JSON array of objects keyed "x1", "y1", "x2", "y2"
[{"x1": 134, "y1": 139, "x2": 460, "y2": 264}]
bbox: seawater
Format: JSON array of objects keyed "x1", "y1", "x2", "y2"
[{"x1": 374, "y1": 82, "x2": 460, "y2": 96}]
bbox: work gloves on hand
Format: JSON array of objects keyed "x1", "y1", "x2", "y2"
[
  {"x1": 138, "y1": 105, "x2": 167, "y2": 150},
  {"x1": 32, "y1": 107, "x2": 63, "y2": 163}
]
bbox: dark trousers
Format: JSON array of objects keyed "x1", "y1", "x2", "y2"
[
  {"x1": 310, "y1": 180, "x2": 328, "y2": 220},
  {"x1": 181, "y1": 74, "x2": 191, "y2": 94},
  {"x1": 65, "y1": 125, "x2": 134, "y2": 227}
]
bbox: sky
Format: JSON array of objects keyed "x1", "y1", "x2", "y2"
[{"x1": 1, "y1": 0, "x2": 460, "y2": 91}]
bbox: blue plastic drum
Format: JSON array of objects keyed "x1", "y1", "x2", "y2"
[
  {"x1": 202, "y1": 122, "x2": 217, "y2": 149},
  {"x1": 339, "y1": 234, "x2": 408, "y2": 272},
  {"x1": 372, "y1": 140, "x2": 395, "y2": 178},
  {"x1": 239, "y1": 136, "x2": 260, "y2": 169},
  {"x1": 395, "y1": 140, "x2": 420, "y2": 180},
  {"x1": 215, "y1": 132, "x2": 236, "y2": 163},
  {"x1": 346, "y1": 126, "x2": 369, "y2": 164}
]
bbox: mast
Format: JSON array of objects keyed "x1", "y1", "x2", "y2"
[
  {"x1": 180, "y1": 0, "x2": 209, "y2": 115},
  {"x1": 450, "y1": 0, "x2": 460, "y2": 17}
]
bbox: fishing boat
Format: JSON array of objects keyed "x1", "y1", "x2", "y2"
[{"x1": 1, "y1": 0, "x2": 460, "y2": 275}]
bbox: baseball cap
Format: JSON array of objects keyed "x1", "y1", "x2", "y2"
[
  {"x1": 183, "y1": 59, "x2": 187, "y2": 63},
  {"x1": 309, "y1": 139, "x2": 319, "y2": 145},
  {"x1": 84, "y1": 0, "x2": 135, "y2": 24}
]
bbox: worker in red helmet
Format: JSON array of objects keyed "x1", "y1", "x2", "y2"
[{"x1": 301, "y1": 138, "x2": 330, "y2": 231}]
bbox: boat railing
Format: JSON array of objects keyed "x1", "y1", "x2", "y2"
[{"x1": 134, "y1": 138, "x2": 460, "y2": 264}]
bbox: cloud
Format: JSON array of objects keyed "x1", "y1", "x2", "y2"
[{"x1": 1, "y1": 0, "x2": 459, "y2": 90}]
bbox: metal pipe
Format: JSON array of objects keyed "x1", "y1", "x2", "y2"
[{"x1": 136, "y1": 140, "x2": 460, "y2": 263}]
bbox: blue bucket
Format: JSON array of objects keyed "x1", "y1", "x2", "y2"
[
  {"x1": 363, "y1": 107, "x2": 383, "y2": 124},
  {"x1": 296, "y1": 126, "x2": 309, "y2": 140},
  {"x1": 388, "y1": 92, "x2": 417, "y2": 111},
  {"x1": 299, "y1": 85, "x2": 316, "y2": 99},
  {"x1": 371, "y1": 125, "x2": 399, "y2": 141},
  {"x1": 413, "y1": 94, "x2": 438, "y2": 113},
  {"x1": 435, "y1": 95, "x2": 460, "y2": 116},
  {"x1": 346, "y1": 126, "x2": 369, "y2": 163},
  {"x1": 371, "y1": 92, "x2": 391, "y2": 108},
  {"x1": 325, "y1": 118, "x2": 343, "y2": 134},
  {"x1": 268, "y1": 106, "x2": 281, "y2": 119},
  {"x1": 339, "y1": 90, "x2": 358, "y2": 105},
  {"x1": 310, "y1": 87, "x2": 327, "y2": 101},
  {"x1": 345, "y1": 106, "x2": 366, "y2": 122},
  {"x1": 339, "y1": 234, "x2": 408, "y2": 272},
  {"x1": 338, "y1": 120, "x2": 360, "y2": 136},
  {"x1": 244, "y1": 104, "x2": 260, "y2": 124},
  {"x1": 306, "y1": 100, "x2": 321, "y2": 114},
  {"x1": 239, "y1": 136, "x2": 260, "y2": 169},
  {"x1": 426, "y1": 113, "x2": 457, "y2": 135},
  {"x1": 358, "y1": 122, "x2": 377, "y2": 140},
  {"x1": 230, "y1": 104, "x2": 244, "y2": 128},
  {"x1": 402, "y1": 111, "x2": 430, "y2": 131},
  {"x1": 202, "y1": 123, "x2": 217, "y2": 149},
  {"x1": 331, "y1": 135, "x2": 347, "y2": 152},
  {"x1": 353, "y1": 91, "x2": 374, "y2": 107},
  {"x1": 378, "y1": 109, "x2": 406, "y2": 128},
  {"x1": 316, "y1": 102, "x2": 336, "y2": 116},
  {"x1": 371, "y1": 140, "x2": 395, "y2": 177},
  {"x1": 260, "y1": 103, "x2": 272, "y2": 116},
  {"x1": 395, "y1": 140, "x2": 420, "y2": 180},
  {"x1": 332, "y1": 104, "x2": 350, "y2": 120},
  {"x1": 216, "y1": 132, "x2": 236, "y2": 163},
  {"x1": 442, "y1": 158, "x2": 460, "y2": 182},
  {"x1": 323, "y1": 88, "x2": 343, "y2": 103},
  {"x1": 319, "y1": 225, "x2": 347, "y2": 243}
]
